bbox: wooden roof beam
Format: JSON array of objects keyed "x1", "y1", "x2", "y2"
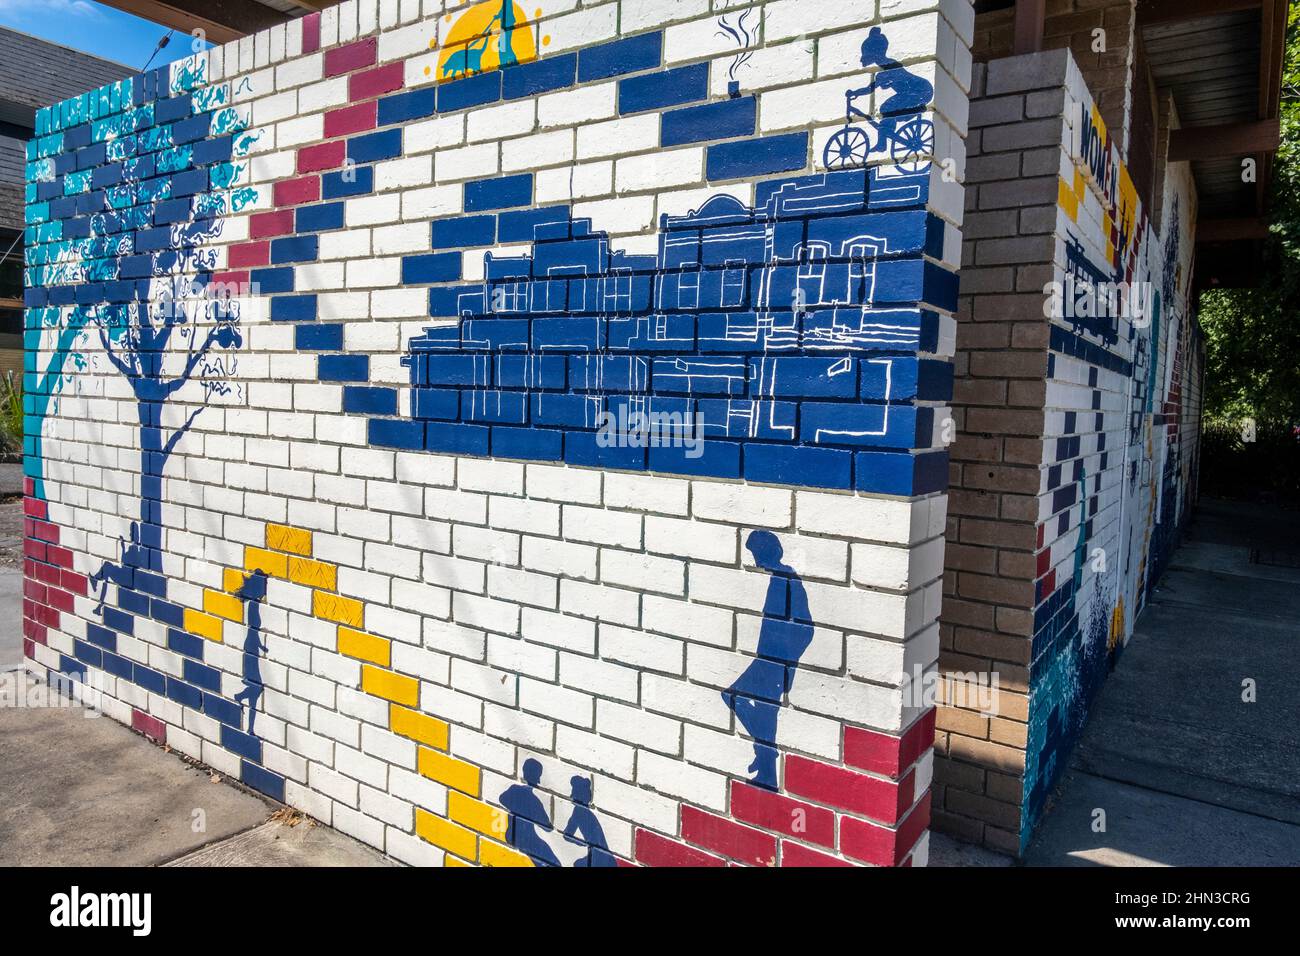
[
  {"x1": 1136, "y1": 0, "x2": 1263, "y2": 27},
  {"x1": 95, "y1": 0, "x2": 293, "y2": 46},
  {"x1": 1168, "y1": 118, "x2": 1280, "y2": 161}
]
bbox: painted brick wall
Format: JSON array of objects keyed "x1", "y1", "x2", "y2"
[
  {"x1": 21, "y1": 0, "x2": 972, "y2": 867},
  {"x1": 937, "y1": 46, "x2": 1203, "y2": 855}
]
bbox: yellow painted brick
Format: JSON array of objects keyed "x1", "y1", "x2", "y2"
[
  {"x1": 479, "y1": 840, "x2": 534, "y2": 867},
  {"x1": 244, "y1": 547, "x2": 289, "y2": 579},
  {"x1": 448, "y1": 792, "x2": 508, "y2": 840},
  {"x1": 223, "y1": 568, "x2": 246, "y2": 593},
  {"x1": 313, "y1": 591, "x2": 363, "y2": 628},
  {"x1": 390, "y1": 704, "x2": 449, "y2": 750},
  {"x1": 415, "y1": 808, "x2": 477, "y2": 860},
  {"x1": 266, "y1": 523, "x2": 312, "y2": 556},
  {"x1": 339, "y1": 627, "x2": 390, "y2": 666},
  {"x1": 418, "y1": 747, "x2": 481, "y2": 797},
  {"x1": 290, "y1": 556, "x2": 337, "y2": 591},
  {"x1": 204, "y1": 588, "x2": 244, "y2": 623},
  {"x1": 184, "y1": 608, "x2": 224, "y2": 643},
  {"x1": 361, "y1": 665, "x2": 418, "y2": 707},
  {"x1": 444, "y1": 855, "x2": 472, "y2": 868}
]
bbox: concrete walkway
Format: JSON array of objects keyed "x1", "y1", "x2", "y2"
[{"x1": 1022, "y1": 498, "x2": 1300, "y2": 866}]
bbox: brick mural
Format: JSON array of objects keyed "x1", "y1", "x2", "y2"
[
  {"x1": 937, "y1": 49, "x2": 1203, "y2": 854},
  {"x1": 21, "y1": 0, "x2": 972, "y2": 866}
]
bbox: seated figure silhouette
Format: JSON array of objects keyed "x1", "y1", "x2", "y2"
[
  {"x1": 848, "y1": 26, "x2": 934, "y2": 146},
  {"x1": 562, "y1": 776, "x2": 615, "y2": 867},
  {"x1": 232, "y1": 570, "x2": 268, "y2": 737},
  {"x1": 501, "y1": 758, "x2": 560, "y2": 866},
  {"x1": 722, "y1": 530, "x2": 814, "y2": 790}
]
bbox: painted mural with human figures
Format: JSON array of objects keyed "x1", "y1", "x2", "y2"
[
  {"x1": 22, "y1": 0, "x2": 971, "y2": 867},
  {"x1": 1023, "y1": 64, "x2": 1201, "y2": 844}
]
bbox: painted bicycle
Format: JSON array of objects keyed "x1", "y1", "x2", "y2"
[{"x1": 822, "y1": 91, "x2": 935, "y2": 173}]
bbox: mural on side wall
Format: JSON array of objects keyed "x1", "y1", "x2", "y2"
[
  {"x1": 1024, "y1": 83, "x2": 1200, "y2": 844},
  {"x1": 23, "y1": 14, "x2": 953, "y2": 867}
]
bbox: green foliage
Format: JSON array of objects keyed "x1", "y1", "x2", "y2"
[
  {"x1": 1198, "y1": 5, "x2": 1300, "y2": 422},
  {"x1": 0, "y1": 371, "x2": 22, "y2": 458}
]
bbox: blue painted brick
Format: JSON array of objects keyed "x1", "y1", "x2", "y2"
[
  {"x1": 241, "y1": 761, "x2": 285, "y2": 802},
  {"x1": 579, "y1": 32, "x2": 662, "y2": 82},
  {"x1": 150, "y1": 597, "x2": 184, "y2": 627},
  {"x1": 706, "y1": 132, "x2": 809, "y2": 180},
  {"x1": 251, "y1": 266, "x2": 295, "y2": 293},
  {"x1": 319, "y1": 354, "x2": 369, "y2": 382},
  {"x1": 854, "y1": 451, "x2": 922, "y2": 496},
  {"x1": 193, "y1": 135, "x2": 233, "y2": 165},
  {"x1": 412, "y1": 388, "x2": 460, "y2": 419},
  {"x1": 296, "y1": 202, "x2": 345, "y2": 232},
  {"x1": 134, "y1": 665, "x2": 166, "y2": 694},
  {"x1": 465, "y1": 173, "x2": 533, "y2": 211},
  {"x1": 118, "y1": 587, "x2": 149, "y2": 616},
  {"x1": 649, "y1": 441, "x2": 741, "y2": 479},
  {"x1": 563, "y1": 431, "x2": 646, "y2": 471},
  {"x1": 402, "y1": 252, "x2": 463, "y2": 283},
  {"x1": 165, "y1": 677, "x2": 202, "y2": 709},
  {"x1": 497, "y1": 207, "x2": 572, "y2": 243},
  {"x1": 438, "y1": 71, "x2": 502, "y2": 112},
  {"x1": 425, "y1": 422, "x2": 491, "y2": 456},
  {"x1": 420, "y1": 354, "x2": 482, "y2": 385},
  {"x1": 491, "y1": 425, "x2": 563, "y2": 461},
  {"x1": 744, "y1": 444, "x2": 852, "y2": 489},
  {"x1": 102, "y1": 651, "x2": 134, "y2": 680},
  {"x1": 222, "y1": 724, "x2": 262, "y2": 763},
  {"x1": 432, "y1": 214, "x2": 496, "y2": 248},
  {"x1": 271, "y1": 234, "x2": 318, "y2": 263},
  {"x1": 462, "y1": 390, "x2": 527, "y2": 424},
  {"x1": 183, "y1": 658, "x2": 222, "y2": 692},
  {"x1": 344, "y1": 386, "x2": 398, "y2": 415},
  {"x1": 368, "y1": 418, "x2": 425, "y2": 450},
  {"x1": 295, "y1": 323, "x2": 344, "y2": 350},
  {"x1": 377, "y1": 86, "x2": 437, "y2": 126},
  {"x1": 271, "y1": 295, "x2": 317, "y2": 322},
  {"x1": 322, "y1": 165, "x2": 373, "y2": 198},
  {"x1": 204, "y1": 692, "x2": 241, "y2": 727},
  {"x1": 662, "y1": 97, "x2": 756, "y2": 147},
  {"x1": 101, "y1": 606, "x2": 134, "y2": 635},
  {"x1": 167, "y1": 628, "x2": 205, "y2": 659},
  {"x1": 503, "y1": 53, "x2": 577, "y2": 99},
  {"x1": 619, "y1": 63, "x2": 709, "y2": 114}
]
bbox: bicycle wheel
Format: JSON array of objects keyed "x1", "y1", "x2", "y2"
[
  {"x1": 823, "y1": 127, "x2": 871, "y2": 169},
  {"x1": 890, "y1": 118, "x2": 935, "y2": 173}
]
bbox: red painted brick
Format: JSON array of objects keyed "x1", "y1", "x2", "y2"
[
  {"x1": 1035, "y1": 548, "x2": 1051, "y2": 577},
  {"x1": 23, "y1": 578, "x2": 46, "y2": 603},
  {"x1": 899, "y1": 709, "x2": 936, "y2": 769},
  {"x1": 33, "y1": 562, "x2": 60, "y2": 586},
  {"x1": 32, "y1": 520, "x2": 58, "y2": 543},
  {"x1": 325, "y1": 101, "x2": 377, "y2": 138},
  {"x1": 23, "y1": 637, "x2": 35, "y2": 658},
  {"x1": 132, "y1": 709, "x2": 167, "y2": 744},
  {"x1": 23, "y1": 497, "x2": 47, "y2": 519},
  {"x1": 227, "y1": 241, "x2": 270, "y2": 268},
  {"x1": 324, "y1": 37, "x2": 377, "y2": 77},
  {"x1": 681, "y1": 806, "x2": 778, "y2": 866},
  {"x1": 23, "y1": 477, "x2": 34, "y2": 496},
  {"x1": 781, "y1": 841, "x2": 853, "y2": 867},
  {"x1": 274, "y1": 175, "x2": 321, "y2": 207},
  {"x1": 297, "y1": 140, "x2": 346, "y2": 174},
  {"x1": 301, "y1": 12, "x2": 321, "y2": 54},
  {"x1": 47, "y1": 545, "x2": 72, "y2": 569},
  {"x1": 785, "y1": 755, "x2": 907, "y2": 824},
  {"x1": 47, "y1": 588, "x2": 74, "y2": 613},
  {"x1": 211, "y1": 270, "x2": 250, "y2": 292},
  {"x1": 843, "y1": 726, "x2": 904, "y2": 778},
  {"x1": 61, "y1": 570, "x2": 88, "y2": 596},
  {"x1": 38, "y1": 604, "x2": 59, "y2": 628},
  {"x1": 23, "y1": 619, "x2": 46, "y2": 645},
  {"x1": 349, "y1": 62, "x2": 404, "y2": 101},
  {"x1": 23, "y1": 538, "x2": 46, "y2": 561},
  {"x1": 840, "y1": 792, "x2": 931, "y2": 867},
  {"x1": 249, "y1": 209, "x2": 295, "y2": 239},
  {"x1": 634, "y1": 829, "x2": 725, "y2": 867},
  {"x1": 730, "y1": 780, "x2": 836, "y2": 848}
]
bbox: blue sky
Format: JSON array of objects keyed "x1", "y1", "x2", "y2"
[{"x1": 0, "y1": 0, "x2": 203, "y2": 71}]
